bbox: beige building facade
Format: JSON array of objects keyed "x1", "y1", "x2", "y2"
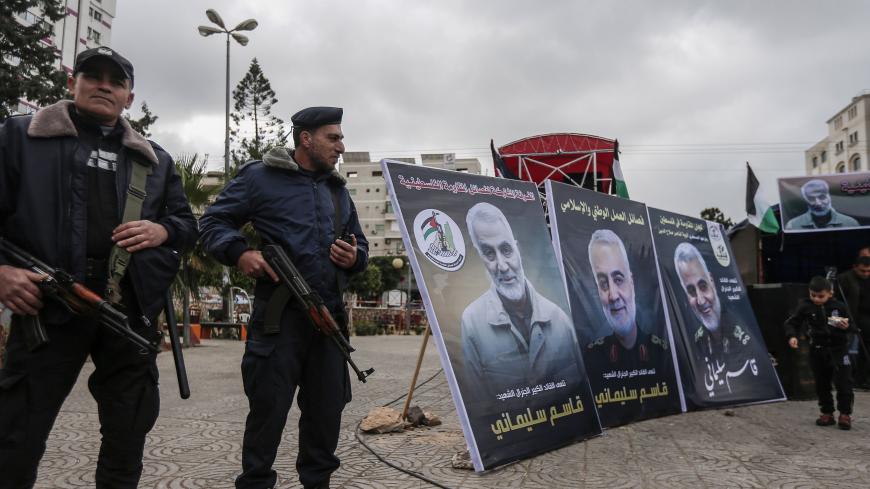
[
  {"x1": 341, "y1": 152, "x2": 482, "y2": 257},
  {"x1": 805, "y1": 91, "x2": 870, "y2": 175}
]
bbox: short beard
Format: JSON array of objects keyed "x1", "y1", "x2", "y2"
[
  {"x1": 603, "y1": 303, "x2": 636, "y2": 338},
  {"x1": 496, "y1": 277, "x2": 526, "y2": 303},
  {"x1": 809, "y1": 205, "x2": 831, "y2": 217},
  {"x1": 695, "y1": 297, "x2": 722, "y2": 333},
  {"x1": 310, "y1": 154, "x2": 333, "y2": 173}
]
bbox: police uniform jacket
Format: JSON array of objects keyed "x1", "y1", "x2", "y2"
[
  {"x1": 199, "y1": 147, "x2": 368, "y2": 314},
  {"x1": 0, "y1": 100, "x2": 198, "y2": 321}
]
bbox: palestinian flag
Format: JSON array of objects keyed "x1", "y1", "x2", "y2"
[
  {"x1": 421, "y1": 211, "x2": 440, "y2": 239},
  {"x1": 745, "y1": 162, "x2": 780, "y2": 233},
  {"x1": 612, "y1": 139, "x2": 629, "y2": 199}
]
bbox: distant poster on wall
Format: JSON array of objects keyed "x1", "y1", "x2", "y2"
[
  {"x1": 545, "y1": 181, "x2": 684, "y2": 427},
  {"x1": 779, "y1": 172, "x2": 870, "y2": 233},
  {"x1": 649, "y1": 208, "x2": 786, "y2": 408},
  {"x1": 382, "y1": 160, "x2": 601, "y2": 471}
]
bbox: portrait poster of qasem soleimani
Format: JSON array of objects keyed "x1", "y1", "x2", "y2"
[
  {"x1": 382, "y1": 160, "x2": 601, "y2": 471},
  {"x1": 778, "y1": 173, "x2": 870, "y2": 233},
  {"x1": 649, "y1": 208, "x2": 785, "y2": 409}
]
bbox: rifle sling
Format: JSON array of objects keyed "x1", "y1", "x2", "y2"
[
  {"x1": 106, "y1": 157, "x2": 152, "y2": 304},
  {"x1": 329, "y1": 184, "x2": 347, "y2": 299}
]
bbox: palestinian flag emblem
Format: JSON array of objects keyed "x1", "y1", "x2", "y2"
[{"x1": 412, "y1": 209, "x2": 466, "y2": 271}]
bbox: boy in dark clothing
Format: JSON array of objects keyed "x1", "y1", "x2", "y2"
[{"x1": 785, "y1": 276, "x2": 854, "y2": 429}]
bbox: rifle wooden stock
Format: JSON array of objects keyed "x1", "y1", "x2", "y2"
[
  {"x1": 0, "y1": 237, "x2": 159, "y2": 354},
  {"x1": 262, "y1": 244, "x2": 374, "y2": 383}
]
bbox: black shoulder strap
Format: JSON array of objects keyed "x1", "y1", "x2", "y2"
[
  {"x1": 330, "y1": 184, "x2": 348, "y2": 301},
  {"x1": 330, "y1": 184, "x2": 344, "y2": 238}
]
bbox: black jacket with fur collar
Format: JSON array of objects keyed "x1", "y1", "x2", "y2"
[{"x1": 0, "y1": 100, "x2": 198, "y2": 322}]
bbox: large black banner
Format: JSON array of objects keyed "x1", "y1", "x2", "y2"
[
  {"x1": 546, "y1": 181, "x2": 683, "y2": 426},
  {"x1": 382, "y1": 161, "x2": 601, "y2": 471},
  {"x1": 649, "y1": 208, "x2": 785, "y2": 408},
  {"x1": 779, "y1": 172, "x2": 870, "y2": 233}
]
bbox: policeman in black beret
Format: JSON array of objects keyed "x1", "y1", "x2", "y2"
[{"x1": 200, "y1": 107, "x2": 368, "y2": 489}]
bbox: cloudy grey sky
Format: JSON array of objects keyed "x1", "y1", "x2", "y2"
[{"x1": 112, "y1": 1, "x2": 870, "y2": 220}]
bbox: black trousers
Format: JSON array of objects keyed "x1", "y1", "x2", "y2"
[
  {"x1": 236, "y1": 308, "x2": 351, "y2": 489},
  {"x1": 0, "y1": 313, "x2": 159, "y2": 489},
  {"x1": 809, "y1": 344, "x2": 853, "y2": 415}
]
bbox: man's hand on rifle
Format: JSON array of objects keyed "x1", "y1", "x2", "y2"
[
  {"x1": 112, "y1": 220, "x2": 169, "y2": 253},
  {"x1": 330, "y1": 235, "x2": 357, "y2": 269},
  {"x1": 238, "y1": 250, "x2": 279, "y2": 282},
  {"x1": 0, "y1": 265, "x2": 44, "y2": 315}
]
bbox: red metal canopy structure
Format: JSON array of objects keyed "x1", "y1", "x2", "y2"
[{"x1": 495, "y1": 133, "x2": 617, "y2": 194}]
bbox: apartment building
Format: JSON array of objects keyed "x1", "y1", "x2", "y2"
[
  {"x1": 341, "y1": 152, "x2": 482, "y2": 256},
  {"x1": 805, "y1": 91, "x2": 870, "y2": 175},
  {"x1": 13, "y1": 0, "x2": 117, "y2": 114}
]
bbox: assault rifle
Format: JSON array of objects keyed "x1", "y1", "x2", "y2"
[
  {"x1": 261, "y1": 244, "x2": 375, "y2": 383},
  {"x1": 0, "y1": 237, "x2": 158, "y2": 354}
]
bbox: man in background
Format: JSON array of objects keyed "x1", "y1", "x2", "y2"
[{"x1": 839, "y1": 247, "x2": 870, "y2": 388}]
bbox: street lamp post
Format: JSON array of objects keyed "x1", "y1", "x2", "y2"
[
  {"x1": 392, "y1": 257, "x2": 413, "y2": 332},
  {"x1": 197, "y1": 9, "x2": 258, "y2": 181}
]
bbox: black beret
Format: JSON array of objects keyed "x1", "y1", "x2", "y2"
[
  {"x1": 291, "y1": 106, "x2": 343, "y2": 129},
  {"x1": 74, "y1": 47, "x2": 135, "y2": 87}
]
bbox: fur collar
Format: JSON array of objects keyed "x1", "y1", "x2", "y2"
[
  {"x1": 26, "y1": 100, "x2": 159, "y2": 166},
  {"x1": 262, "y1": 146, "x2": 346, "y2": 185}
]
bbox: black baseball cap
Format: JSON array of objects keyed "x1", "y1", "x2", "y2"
[{"x1": 73, "y1": 47, "x2": 134, "y2": 87}]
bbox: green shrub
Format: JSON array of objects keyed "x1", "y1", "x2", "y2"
[{"x1": 353, "y1": 320, "x2": 380, "y2": 336}]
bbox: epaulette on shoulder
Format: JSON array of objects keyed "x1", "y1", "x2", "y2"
[
  {"x1": 587, "y1": 337, "x2": 605, "y2": 349},
  {"x1": 650, "y1": 334, "x2": 669, "y2": 350},
  {"x1": 694, "y1": 326, "x2": 705, "y2": 342},
  {"x1": 732, "y1": 324, "x2": 750, "y2": 345}
]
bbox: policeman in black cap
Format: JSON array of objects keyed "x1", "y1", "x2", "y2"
[
  {"x1": 200, "y1": 107, "x2": 368, "y2": 489},
  {"x1": 0, "y1": 47, "x2": 197, "y2": 488}
]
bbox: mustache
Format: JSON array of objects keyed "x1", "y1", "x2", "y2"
[{"x1": 607, "y1": 297, "x2": 626, "y2": 313}]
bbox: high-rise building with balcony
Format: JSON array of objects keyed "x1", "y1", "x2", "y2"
[
  {"x1": 805, "y1": 91, "x2": 870, "y2": 175},
  {"x1": 12, "y1": 0, "x2": 117, "y2": 115}
]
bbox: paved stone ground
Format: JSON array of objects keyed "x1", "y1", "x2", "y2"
[{"x1": 33, "y1": 336, "x2": 870, "y2": 488}]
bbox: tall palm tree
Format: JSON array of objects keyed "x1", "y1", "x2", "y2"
[{"x1": 173, "y1": 154, "x2": 224, "y2": 343}]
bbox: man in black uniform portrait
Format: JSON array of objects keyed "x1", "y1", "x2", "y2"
[
  {"x1": 674, "y1": 242, "x2": 756, "y2": 397},
  {"x1": 585, "y1": 229, "x2": 667, "y2": 370},
  {"x1": 0, "y1": 48, "x2": 197, "y2": 488},
  {"x1": 200, "y1": 106, "x2": 368, "y2": 489}
]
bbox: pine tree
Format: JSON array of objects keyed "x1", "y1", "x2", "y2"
[
  {"x1": 124, "y1": 102, "x2": 158, "y2": 137},
  {"x1": 700, "y1": 207, "x2": 734, "y2": 229},
  {"x1": 1, "y1": 1, "x2": 68, "y2": 119},
  {"x1": 230, "y1": 58, "x2": 287, "y2": 167}
]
